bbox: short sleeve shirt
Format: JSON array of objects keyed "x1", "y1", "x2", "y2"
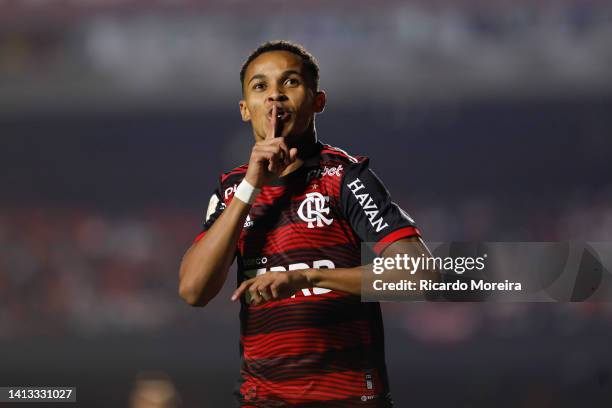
[{"x1": 195, "y1": 142, "x2": 420, "y2": 407}]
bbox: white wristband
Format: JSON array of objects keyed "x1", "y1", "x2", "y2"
[{"x1": 234, "y1": 179, "x2": 261, "y2": 205}]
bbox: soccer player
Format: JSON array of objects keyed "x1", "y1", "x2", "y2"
[{"x1": 179, "y1": 40, "x2": 431, "y2": 407}]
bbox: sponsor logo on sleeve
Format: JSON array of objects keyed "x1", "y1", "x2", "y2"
[
  {"x1": 222, "y1": 183, "x2": 253, "y2": 228},
  {"x1": 205, "y1": 194, "x2": 220, "y2": 222},
  {"x1": 347, "y1": 178, "x2": 389, "y2": 233},
  {"x1": 224, "y1": 184, "x2": 238, "y2": 199}
]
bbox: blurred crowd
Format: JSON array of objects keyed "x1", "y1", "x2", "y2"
[
  {"x1": 1, "y1": 0, "x2": 611, "y2": 113},
  {"x1": 0, "y1": 207, "x2": 196, "y2": 337}
]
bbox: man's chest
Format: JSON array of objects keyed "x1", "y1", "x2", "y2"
[{"x1": 241, "y1": 166, "x2": 344, "y2": 233}]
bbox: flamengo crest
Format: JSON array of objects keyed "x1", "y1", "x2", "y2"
[{"x1": 297, "y1": 192, "x2": 334, "y2": 228}]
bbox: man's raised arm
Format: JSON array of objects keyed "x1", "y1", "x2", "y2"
[
  {"x1": 179, "y1": 197, "x2": 251, "y2": 307},
  {"x1": 178, "y1": 106, "x2": 297, "y2": 307}
]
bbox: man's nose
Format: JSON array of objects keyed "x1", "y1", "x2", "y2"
[{"x1": 266, "y1": 85, "x2": 288, "y2": 101}]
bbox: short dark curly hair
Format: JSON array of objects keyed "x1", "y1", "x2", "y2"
[{"x1": 240, "y1": 40, "x2": 320, "y2": 94}]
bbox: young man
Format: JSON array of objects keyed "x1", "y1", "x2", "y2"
[{"x1": 179, "y1": 41, "x2": 430, "y2": 407}]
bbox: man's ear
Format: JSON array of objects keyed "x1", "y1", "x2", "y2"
[
  {"x1": 313, "y1": 90, "x2": 326, "y2": 114},
  {"x1": 239, "y1": 100, "x2": 251, "y2": 122}
]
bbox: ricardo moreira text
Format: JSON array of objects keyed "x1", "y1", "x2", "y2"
[{"x1": 371, "y1": 254, "x2": 523, "y2": 292}]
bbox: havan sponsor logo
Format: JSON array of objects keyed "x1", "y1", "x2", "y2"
[{"x1": 346, "y1": 178, "x2": 389, "y2": 233}]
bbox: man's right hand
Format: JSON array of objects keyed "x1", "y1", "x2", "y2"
[{"x1": 244, "y1": 105, "x2": 298, "y2": 188}]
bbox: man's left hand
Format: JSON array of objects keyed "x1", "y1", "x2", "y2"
[{"x1": 231, "y1": 270, "x2": 311, "y2": 305}]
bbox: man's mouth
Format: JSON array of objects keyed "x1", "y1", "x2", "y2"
[{"x1": 268, "y1": 107, "x2": 290, "y2": 122}]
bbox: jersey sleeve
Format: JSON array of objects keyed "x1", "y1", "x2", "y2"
[
  {"x1": 340, "y1": 159, "x2": 421, "y2": 255},
  {"x1": 193, "y1": 187, "x2": 226, "y2": 244}
]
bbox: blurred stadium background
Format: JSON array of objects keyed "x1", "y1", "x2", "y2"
[{"x1": 1, "y1": 0, "x2": 612, "y2": 406}]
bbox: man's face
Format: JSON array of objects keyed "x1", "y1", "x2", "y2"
[{"x1": 239, "y1": 50, "x2": 325, "y2": 143}]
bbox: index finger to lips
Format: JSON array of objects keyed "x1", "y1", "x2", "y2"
[
  {"x1": 274, "y1": 107, "x2": 283, "y2": 138},
  {"x1": 276, "y1": 139, "x2": 290, "y2": 163},
  {"x1": 266, "y1": 105, "x2": 277, "y2": 140}
]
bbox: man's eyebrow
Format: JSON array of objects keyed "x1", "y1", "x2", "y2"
[
  {"x1": 281, "y1": 69, "x2": 303, "y2": 78},
  {"x1": 248, "y1": 74, "x2": 266, "y2": 85},
  {"x1": 248, "y1": 70, "x2": 303, "y2": 85}
]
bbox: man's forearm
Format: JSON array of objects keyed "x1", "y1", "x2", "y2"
[
  {"x1": 305, "y1": 267, "x2": 363, "y2": 296},
  {"x1": 304, "y1": 237, "x2": 435, "y2": 298},
  {"x1": 178, "y1": 198, "x2": 250, "y2": 306}
]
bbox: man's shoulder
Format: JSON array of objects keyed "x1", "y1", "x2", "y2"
[
  {"x1": 219, "y1": 163, "x2": 249, "y2": 186},
  {"x1": 319, "y1": 143, "x2": 369, "y2": 167}
]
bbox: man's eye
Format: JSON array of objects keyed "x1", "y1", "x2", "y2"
[
  {"x1": 285, "y1": 78, "x2": 299, "y2": 86},
  {"x1": 253, "y1": 83, "x2": 266, "y2": 90}
]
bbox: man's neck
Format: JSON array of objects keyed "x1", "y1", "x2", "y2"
[
  {"x1": 280, "y1": 128, "x2": 318, "y2": 177},
  {"x1": 280, "y1": 158, "x2": 304, "y2": 177}
]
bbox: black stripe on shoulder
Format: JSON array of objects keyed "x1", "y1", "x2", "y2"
[
  {"x1": 220, "y1": 164, "x2": 248, "y2": 185},
  {"x1": 320, "y1": 144, "x2": 367, "y2": 165}
]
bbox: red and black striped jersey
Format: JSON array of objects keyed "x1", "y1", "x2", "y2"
[{"x1": 195, "y1": 142, "x2": 420, "y2": 407}]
